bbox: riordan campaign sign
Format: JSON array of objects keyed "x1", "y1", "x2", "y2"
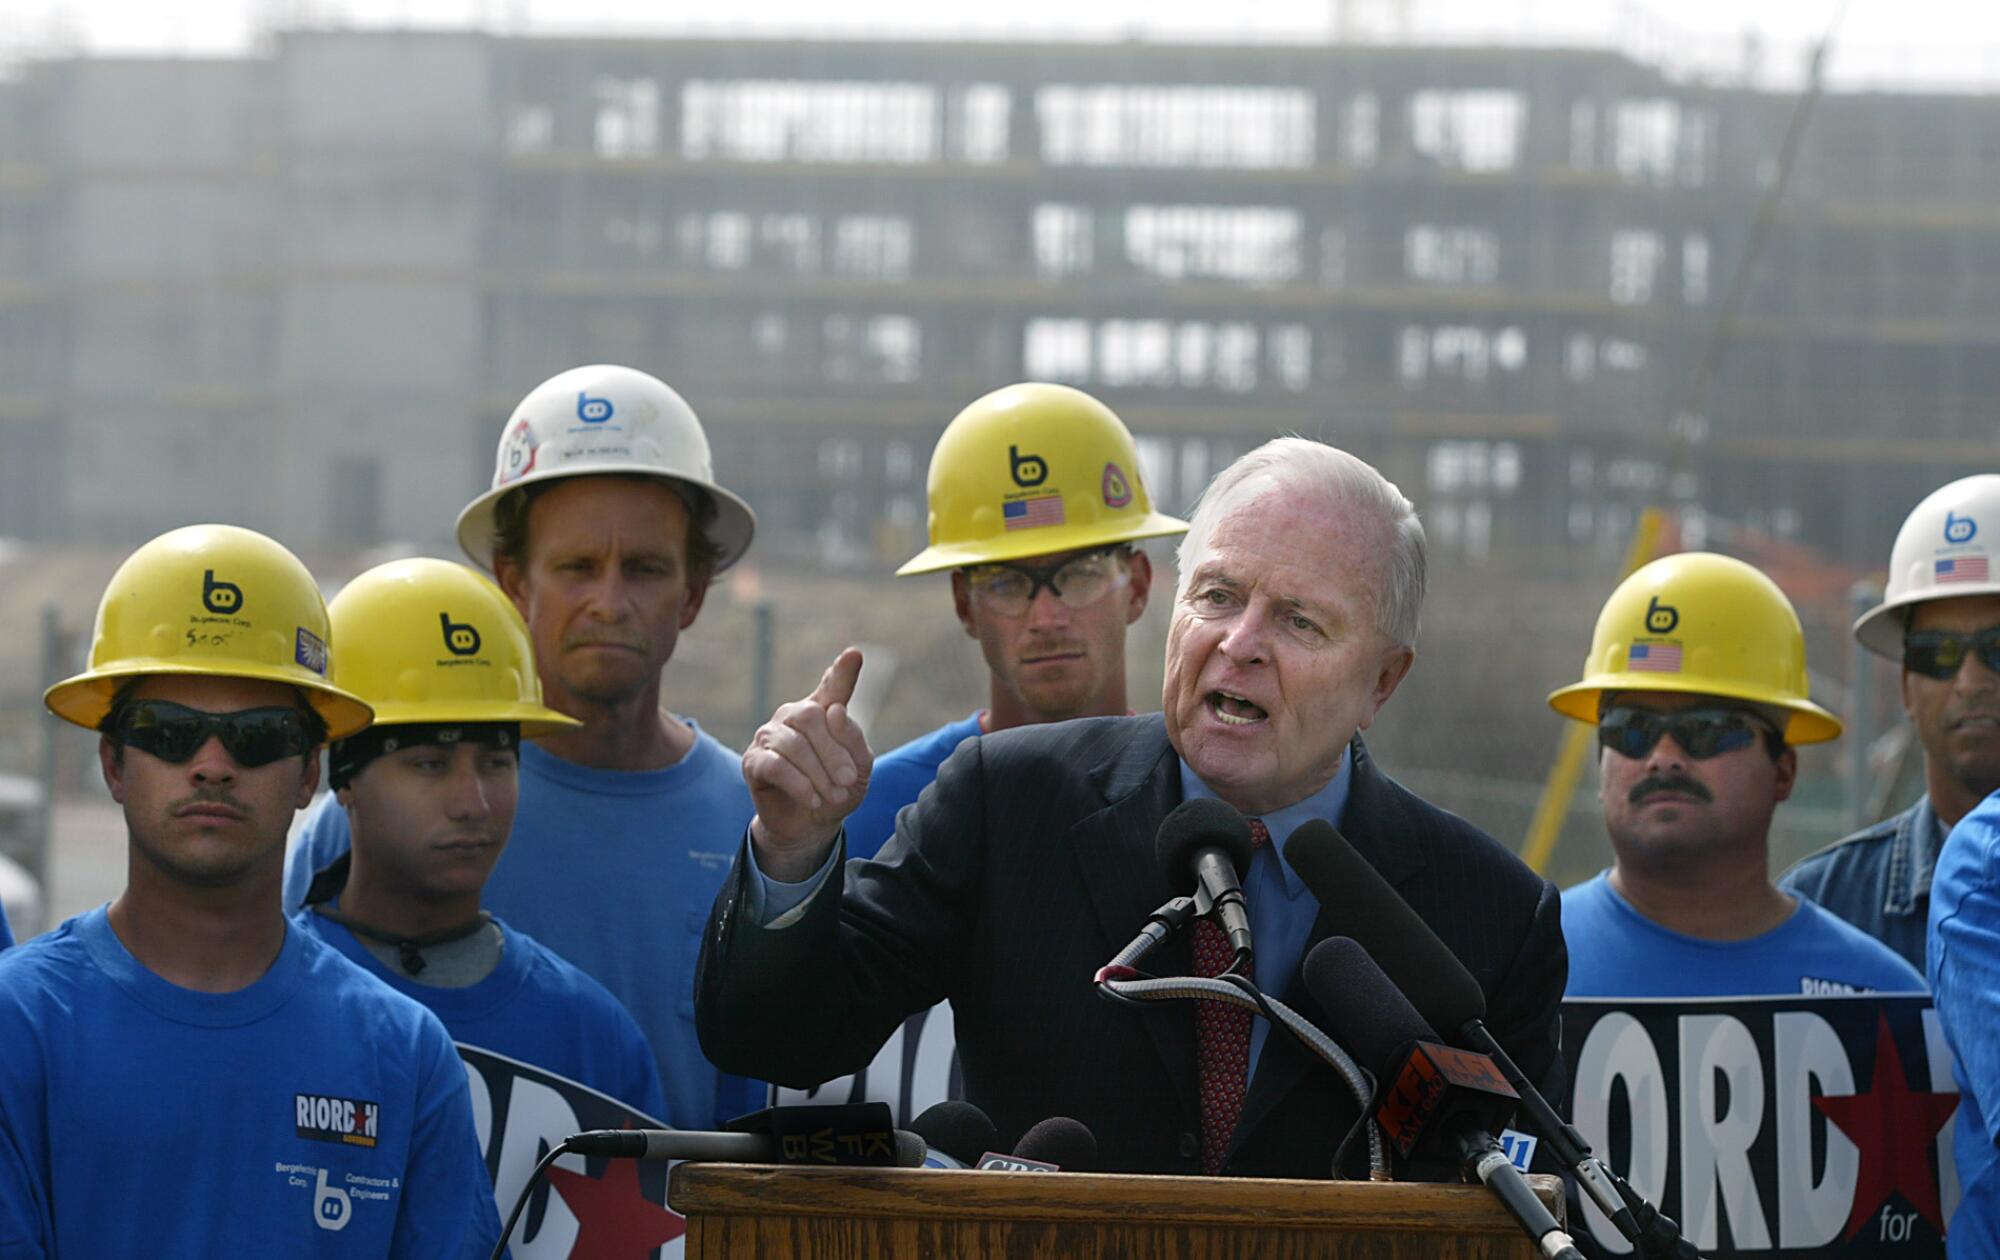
[{"x1": 1562, "y1": 996, "x2": 1959, "y2": 1256}]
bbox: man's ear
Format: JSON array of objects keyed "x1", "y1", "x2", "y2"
[
  {"x1": 1123, "y1": 551, "x2": 1154, "y2": 625},
  {"x1": 951, "y1": 571, "x2": 979, "y2": 640},
  {"x1": 1771, "y1": 744, "x2": 1798, "y2": 804},
  {"x1": 99, "y1": 736, "x2": 126, "y2": 805},
  {"x1": 1354, "y1": 645, "x2": 1417, "y2": 731},
  {"x1": 297, "y1": 749, "x2": 322, "y2": 809},
  {"x1": 495, "y1": 555, "x2": 528, "y2": 615},
  {"x1": 679, "y1": 569, "x2": 711, "y2": 631}
]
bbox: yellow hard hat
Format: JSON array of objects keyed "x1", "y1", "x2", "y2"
[
  {"x1": 1547, "y1": 551, "x2": 1842, "y2": 745},
  {"x1": 45, "y1": 524, "x2": 373, "y2": 739},
  {"x1": 896, "y1": 383, "x2": 1187, "y2": 576},
  {"x1": 327, "y1": 558, "x2": 580, "y2": 736}
]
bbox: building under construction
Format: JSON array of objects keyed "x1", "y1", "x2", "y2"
[{"x1": 0, "y1": 30, "x2": 1992, "y2": 577}]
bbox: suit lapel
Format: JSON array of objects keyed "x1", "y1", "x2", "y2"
[
  {"x1": 1231, "y1": 737, "x2": 1428, "y2": 1160},
  {"x1": 1064, "y1": 717, "x2": 1201, "y2": 1125}
]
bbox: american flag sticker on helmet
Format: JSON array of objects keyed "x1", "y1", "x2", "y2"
[
  {"x1": 1628, "y1": 643, "x2": 1683, "y2": 673},
  {"x1": 1936, "y1": 555, "x2": 1989, "y2": 584},
  {"x1": 1002, "y1": 494, "x2": 1066, "y2": 531}
]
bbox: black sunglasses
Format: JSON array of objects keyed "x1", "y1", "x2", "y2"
[
  {"x1": 1904, "y1": 629, "x2": 2000, "y2": 681},
  {"x1": 114, "y1": 699, "x2": 312, "y2": 768},
  {"x1": 1598, "y1": 706, "x2": 1777, "y2": 761}
]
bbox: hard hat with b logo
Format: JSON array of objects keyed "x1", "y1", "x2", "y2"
[
  {"x1": 325, "y1": 558, "x2": 580, "y2": 735},
  {"x1": 1547, "y1": 551, "x2": 1842, "y2": 745},
  {"x1": 1854, "y1": 474, "x2": 2000, "y2": 661},
  {"x1": 455, "y1": 364, "x2": 757, "y2": 574},
  {"x1": 896, "y1": 382, "x2": 1188, "y2": 576},
  {"x1": 44, "y1": 524, "x2": 374, "y2": 738}
]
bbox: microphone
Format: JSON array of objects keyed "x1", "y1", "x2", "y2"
[
  {"x1": 495, "y1": 1109, "x2": 926, "y2": 1260},
  {"x1": 910, "y1": 1101, "x2": 998, "y2": 1170},
  {"x1": 1304, "y1": 938, "x2": 1584, "y2": 1260},
  {"x1": 1283, "y1": 821, "x2": 1485, "y2": 1034},
  {"x1": 976, "y1": 1116, "x2": 1098, "y2": 1172},
  {"x1": 1285, "y1": 821, "x2": 1654, "y2": 1247},
  {"x1": 1155, "y1": 798, "x2": 1256, "y2": 961},
  {"x1": 567, "y1": 1126, "x2": 927, "y2": 1167}
]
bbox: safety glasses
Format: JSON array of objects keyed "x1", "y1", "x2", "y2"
[
  {"x1": 1598, "y1": 706, "x2": 1776, "y2": 761},
  {"x1": 1904, "y1": 628, "x2": 2000, "y2": 681},
  {"x1": 965, "y1": 548, "x2": 1130, "y2": 616},
  {"x1": 114, "y1": 699, "x2": 312, "y2": 768}
]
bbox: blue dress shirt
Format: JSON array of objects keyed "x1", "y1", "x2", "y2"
[{"x1": 1178, "y1": 750, "x2": 1352, "y2": 1081}]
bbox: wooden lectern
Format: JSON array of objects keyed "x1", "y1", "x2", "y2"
[{"x1": 670, "y1": 1164, "x2": 1567, "y2": 1258}]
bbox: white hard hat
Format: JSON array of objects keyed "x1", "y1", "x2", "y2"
[
  {"x1": 1855, "y1": 473, "x2": 2000, "y2": 660},
  {"x1": 455, "y1": 364, "x2": 756, "y2": 573}
]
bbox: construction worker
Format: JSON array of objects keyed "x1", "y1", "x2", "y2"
[
  {"x1": 294, "y1": 558, "x2": 666, "y2": 1133},
  {"x1": 781, "y1": 382, "x2": 1185, "y2": 1120},
  {"x1": 1784, "y1": 475, "x2": 2000, "y2": 972},
  {"x1": 1550, "y1": 552, "x2": 1923, "y2": 997},
  {"x1": 0, "y1": 525, "x2": 498, "y2": 1257},
  {"x1": 286, "y1": 364, "x2": 763, "y2": 1131},
  {"x1": 842, "y1": 382, "x2": 1187, "y2": 849}
]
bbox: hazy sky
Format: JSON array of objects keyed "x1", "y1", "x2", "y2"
[{"x1": 4, "y1": 0, "x2": 1997, "y2": 90}]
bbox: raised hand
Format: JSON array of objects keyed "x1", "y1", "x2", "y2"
[{"x1": 743, "y1": 647, "x2": 874, "y2": 881}]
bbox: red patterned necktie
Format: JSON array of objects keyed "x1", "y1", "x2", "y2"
[{"x1": 1192, "y1": 816, "x2": 1268, "y2": 1176}]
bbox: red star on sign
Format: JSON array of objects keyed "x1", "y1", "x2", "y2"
[
  {"x1": 1811, "y1": 1013, "x2": 1959, "y2": 1240},
  {"x1": 546, "y1": 1157, "x2": 685, "y2": 1260}
]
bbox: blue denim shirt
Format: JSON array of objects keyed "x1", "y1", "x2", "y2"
[{"x1": 1779, "y1": 795, "x2": 1943, "y2": 975}]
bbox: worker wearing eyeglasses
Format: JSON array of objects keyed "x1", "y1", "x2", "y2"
[
  {"x1": 0, "y1": 524, "x2": 500, "y2": 1258},
  {"x1": 1781, "y1": 476, "x2": 2000, "y2": 976},
  {"x1": 840, "y1": 383, "x2": 1187, "y2": 860},
  {"x1": 1548, "y1": 552, "x2": 1922, "y2": 998},
  {"x1": 770, "y1": 384, "x2": 1183, "y2": 1120}
]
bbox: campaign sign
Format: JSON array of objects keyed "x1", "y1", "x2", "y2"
[
  {"x1": 461, "y1": 1045, "x2": 682, "y2": 1260},
  {"x1": 1561, "y1": 996, "x2": 1958, "y2": 1256}
]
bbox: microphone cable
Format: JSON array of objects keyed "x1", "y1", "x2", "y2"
[
  {"x1": 490, "y1": 1135, "x2": 581, "y2": 1260},
  {"x1": 1096, "y1": 967, "x2": 1386, "y2": 1177}
]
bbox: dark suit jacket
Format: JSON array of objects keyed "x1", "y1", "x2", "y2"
[{"x1": 696, "y1": 714, "x2": 1566, "y2": 1179}]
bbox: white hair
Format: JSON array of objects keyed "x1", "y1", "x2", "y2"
[{"x1": 1175, "y1": 436, "x2": 1427, "y2": 648}]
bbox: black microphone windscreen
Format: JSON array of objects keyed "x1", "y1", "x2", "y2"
[
  {"x1": 1012, "y1": 1116, "x2": 1098, "y2": 1171},
  {"x1": 909, "y1": 1101, "x2": 998, "y2": 1167},
  {"x1": 1155, "y1": 797, "x2": 1254, "y2": 891},
  {"x1": 1303, "y1": 936, "x2": 1437, "y2": 1073},
  {"x1": 1285, "y1": 819, "x2": 1487, "y2": 1033}
]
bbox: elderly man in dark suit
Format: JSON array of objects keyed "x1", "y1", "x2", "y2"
[{"x1": 696, "y1": 437, "x2": 1565, "y2": 1179}]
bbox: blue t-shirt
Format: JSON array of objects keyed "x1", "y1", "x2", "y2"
[
  {"x1": 1928, "y1": 794, "x2": 2000, "y2": 1257},
  {"x1": 294, "y1": 909, "x2": 667, "y2": 1121},
  {"x1": 840, "y1": 712, "x2": 984, "y2": 858},
  {"x1": 0, "y1": 906, "x2": 499, "y2": 1259},
  {"x1": 1562, "y1": 871, "x2": 1926, "y2": 998},
  {"x1": 285, "y1": 726, "x2": 762, "y2": 1130}
]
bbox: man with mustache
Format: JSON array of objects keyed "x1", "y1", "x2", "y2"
[
  {"x1": 786, "y1": 384, "x2": 1185, "y2": 1119},
  {"x1": 0, "y1": 525, "x2": 498, "y2": 1257},
  {"x1": 1551, "y1": 552, "x2": 1922, "y2": 997},
  {"x1": 1783, "y1": 475, "x2": 2000, "y2": 972},
  {"x1": 292, "y1": 559, "x2": 665, "y2": 1130},
  {"x1": 285, "y1": 365, "x2": 764, "y2": 1130}
]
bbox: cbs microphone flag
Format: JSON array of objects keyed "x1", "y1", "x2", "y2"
[
  {"x1": 1627, "y1": 643, "x2": 1682, "y2": 673},
  {"x1": 1937, "y1": 555, "x2": 1989, "y2": 584}
]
